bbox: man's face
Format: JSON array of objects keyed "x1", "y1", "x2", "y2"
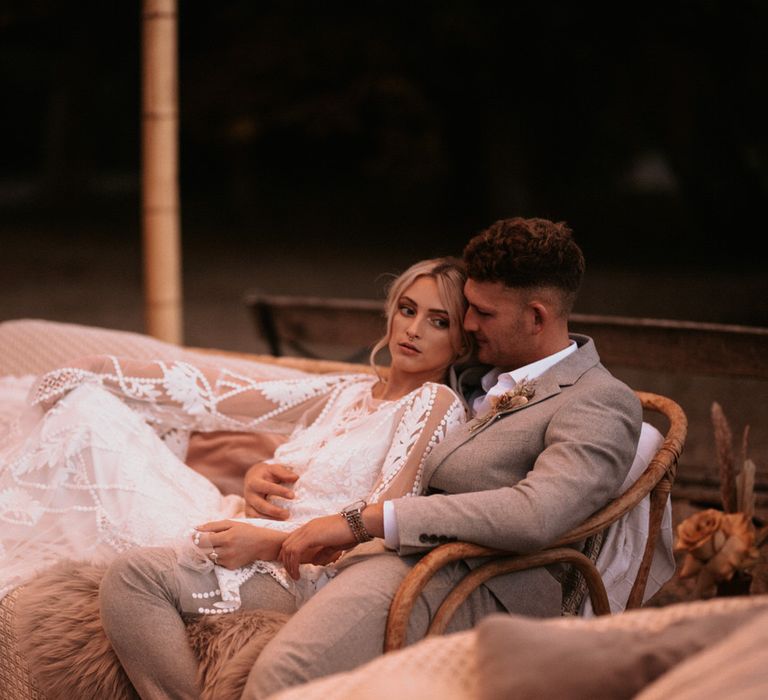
[{"x1": 463, "y1": 279, "x2": 531, "y2": 371}]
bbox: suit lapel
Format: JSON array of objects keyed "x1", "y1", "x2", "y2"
[{"x1": 422, "y1": 334, "x2": 602, "y2": 486}]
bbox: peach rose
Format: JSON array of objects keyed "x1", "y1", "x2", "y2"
[
  {"x1": 706, "y1": 513, "x2": 760, "y2": 581},
  {"x1": 674, "y1": 508, "x2": 724, "y2": 558},
  {"x1": 676, "y1": 510, "x2": 760, "y2": 591}
]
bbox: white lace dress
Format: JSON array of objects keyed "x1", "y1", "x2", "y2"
[{"x1": 0, "y1": 356, "x2": 465, "y2": 605}]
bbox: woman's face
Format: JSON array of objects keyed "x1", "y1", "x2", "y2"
[{"x1": 388, "y1": 276, "x2": 458, "y2": 381}]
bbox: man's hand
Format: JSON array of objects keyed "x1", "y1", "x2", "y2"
[
  {"x1": 195, "y1": 520, "x2": 287, "y2": 569},
  {"x1": 278, "y1": 514, "x2": 354, "y2": 580},
  {"x1": 243, "y1": 462, "x2": 299, "y2": 520},
  {"x1": 279, "y1": 503, "x2": 385, "y2": 580}
]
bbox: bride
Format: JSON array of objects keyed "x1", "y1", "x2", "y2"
[{"x1": 0, "y1": 257, "x2": 473, "y2": 607}]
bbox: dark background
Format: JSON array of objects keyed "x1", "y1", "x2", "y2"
[
  {"x1": 1, "y1": 1, "x2": 767, "y2": 350},
  {"x1": 3, "y1": 3, "x2": 768, "y2": 587}
]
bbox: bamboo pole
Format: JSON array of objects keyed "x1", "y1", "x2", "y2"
[{"x1": 141, "y1": 0, "x2": 182, "y2": 343}]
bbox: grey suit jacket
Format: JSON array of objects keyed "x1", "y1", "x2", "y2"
[{"x1": 392, "y1": 333, "x2": 642, "y2": 613}]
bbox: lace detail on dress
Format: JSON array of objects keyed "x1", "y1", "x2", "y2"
[
  {"x1": 0, "y1": 382, "x2": 243, "y2": 599},
  {"x1": 31, "y1": 356, "x2": 350, "y2": 435},
  {"x1": 0, "y1": 356, "x2": 466, "y2": 606},
  {"x1": 200, "y1": 381, "x2": 466, "y2": 613},
  {"x1": 369, "y1": 385, "x2": 466, "y2": 502}
]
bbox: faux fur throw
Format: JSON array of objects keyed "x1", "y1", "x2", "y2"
[{"x1": 13, "y1": 561, "x2": 290, "y2": 700}]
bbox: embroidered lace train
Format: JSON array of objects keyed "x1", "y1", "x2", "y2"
[{"x1": 0, "y1": 356, "x2": 465, "y2": 605}]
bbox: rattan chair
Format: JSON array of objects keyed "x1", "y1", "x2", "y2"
[{"x1": 384, "y1": 391, "x2": 688, "y2": 651}]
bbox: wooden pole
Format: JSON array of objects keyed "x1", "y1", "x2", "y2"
[{"x1": 141, "y1": 0, "x2": 182, "y2": 343}]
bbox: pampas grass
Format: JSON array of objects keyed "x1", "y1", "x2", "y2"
[
  {"x1": 711, "y1": 402, "x2": 737, "y2": 513},
  {"x1": 711, "y1": 401, "x2": 757, "y2": 522}
]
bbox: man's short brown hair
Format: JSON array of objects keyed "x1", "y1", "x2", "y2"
[{"x1": 463, "y1": 218, "x2": 585, "y2": 309}]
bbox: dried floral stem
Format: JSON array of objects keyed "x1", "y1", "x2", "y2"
[
  {"x1": 756, "y1": 524, "x2": 768, "y2": 549},
  {"x1": 735, "y1": 458, "x2": 756, "y2": 521},
  {"x1": 711, "y1": 401, "x2": 736, "y2": 513},
  {"x1": 741, "y1": 425, "x2": 750, "y2": 464}
]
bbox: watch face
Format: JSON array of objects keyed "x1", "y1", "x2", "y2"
[{"x1": 343, "y1": 499, "x2": 366, "y2": 514}]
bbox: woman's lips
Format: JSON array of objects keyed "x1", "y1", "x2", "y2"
[{"x1": 398, "y1": 342, "x2": 421, "y2": 355}]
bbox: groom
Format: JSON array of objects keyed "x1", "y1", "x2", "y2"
[{"x1": 100, "y1": 217, "x2": 641, "y2": 699}]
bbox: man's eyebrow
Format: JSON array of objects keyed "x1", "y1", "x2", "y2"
[
  {"x1": 470, "y1": 302, "x2": 493, "y2": 313},
  {"x1": 399, "y1": 295, "x2": 449, "y2": 315}
]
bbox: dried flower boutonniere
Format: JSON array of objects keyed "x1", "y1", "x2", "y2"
[{"x1": 470, "y1": 378, "x2": 537, "y2": 432}]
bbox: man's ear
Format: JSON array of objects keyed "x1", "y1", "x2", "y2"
[{"x1": 528, "y1": 302, "x2": 548, "y2": 334}]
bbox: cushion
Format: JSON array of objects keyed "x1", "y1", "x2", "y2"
[
  {"x1": 270, "y1": 629, "x2": 478, "y2": 700},
  {"x1": 583, "y1": 421, "x2": 673, "y2": 615},
  {"x1": 0, "y1": 319, "x2": 189, "y2": 376},
  {"x1": 0, "y1": 319, "x2": 305, "y2": 378},
  {"x1": 636, "y1": 607, "x2": 768, "y2": 699},
  {"x1": 0, "y1": 589, "x2": 44, "y2": 700},
  {"x1": 475, "y1": 595, "x2": 768, "y2": 700},
  {"x1": 269, "y1": 595, "x2": 768, "y2": 700}
]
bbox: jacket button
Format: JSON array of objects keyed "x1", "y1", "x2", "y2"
[
  {"x1": 429, "y1": 534, "x2": 439, "y2": 543},
  {"x1": 419, "y1": 534, "x2": 429, "y2": 543}
]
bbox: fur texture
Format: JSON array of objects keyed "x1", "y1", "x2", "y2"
[
  {"x1": 14, "y1": 561, "x2": 139, "y2": 700},
  {"x1": 14, "y1": 561, "x2": 290, "y2": 700},
  {"x1": 188, "y1": 609, "x2": 291, "y2": 700}
]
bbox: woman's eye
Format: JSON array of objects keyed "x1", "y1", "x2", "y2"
[
  {"x1": 399, "y1": 305, "x2": 415, "y2": 316},
  {"x1": 431, "y1": 317, "x2": 450, "y2": 329}
]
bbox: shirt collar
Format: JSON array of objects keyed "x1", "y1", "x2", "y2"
[
  {"x1": 499, "y1": 340, "x2": 578, "y2": 386},
  {"x1": 472, "y1": 341, "x2": 578, "y2": 415}
]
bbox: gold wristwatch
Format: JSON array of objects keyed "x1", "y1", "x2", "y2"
[{"x1": 340, "y1": 499, "x2": 373, "y2": 543}]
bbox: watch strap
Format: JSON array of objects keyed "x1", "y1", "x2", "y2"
[{"x1": 341, "y1": 502, "x2": 373, "y2": 543}]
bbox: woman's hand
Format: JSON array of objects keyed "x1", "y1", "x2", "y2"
[
  {"x1": 243, "y1": 462, "x2": 298, "y2": 519},
  {"x1": 195, "y1": 520, "x2": 287, "y2": 569},
  {"x1": 279, "y1": 515, "x2": 357, "y2": 580}
]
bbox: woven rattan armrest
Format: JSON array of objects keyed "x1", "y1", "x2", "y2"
[{"x1": 384, "y1": 391, "x2": 687, "y2": 652}]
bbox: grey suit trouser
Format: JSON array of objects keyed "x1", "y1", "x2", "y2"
[{"x1": 100, "y1": 545, "x2": 536, "y2": 699}]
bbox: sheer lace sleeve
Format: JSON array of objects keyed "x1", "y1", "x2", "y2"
[
  {"x1": 367, "y1": 383, "x2": 466, "y2": 503},
  {"x1": 30, "y1": 355, "x2": 355, "y2": 435}
]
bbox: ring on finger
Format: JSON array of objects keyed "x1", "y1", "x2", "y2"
[{"x1": 209, "y1": 550, "x2": 219, "y2": 564}]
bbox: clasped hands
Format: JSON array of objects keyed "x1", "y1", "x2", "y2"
[{"x1": 194, "y1": 462, "x2": 364, "y2": 579}]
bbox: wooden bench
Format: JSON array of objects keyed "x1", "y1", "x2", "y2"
[
  {"x1": 244, "y1": 290, "x2": 768, "y2": 507},
  {"x1": 244, "y1": 292, "x2": 385, "y2": 362},
  {"x1": 245, "y1": 290, "x2": 768, "y2": 378}
]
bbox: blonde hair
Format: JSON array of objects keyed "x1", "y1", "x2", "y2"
[{"x1": 370, "y1": 257, "x2": 474, "y2": 376}]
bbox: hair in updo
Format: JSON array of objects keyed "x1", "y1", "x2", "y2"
[{"x1": 370, "y1": 257, "x2": 474, "y2": 375}]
